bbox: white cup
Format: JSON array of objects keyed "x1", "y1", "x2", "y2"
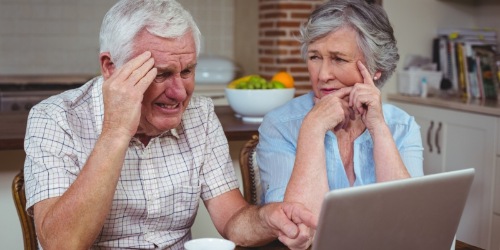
[{"x1": 184, "y1": 238, "x2": 236, "y2": 250}]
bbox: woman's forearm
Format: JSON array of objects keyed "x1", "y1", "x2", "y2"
[
  {"x1": 284, "y1": 121, "x2": 329, "y2": 216},
  {"x1": 370, "y1": 124, "x2": 410, "y2": 182}
]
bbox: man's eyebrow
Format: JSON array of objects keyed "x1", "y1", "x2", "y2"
[
  {"x1": 155, "y1": 63, "x2": 197, "y2": 72},
  {"x1": 155, "y1": 66, "x2": 175, "y2": 73}
]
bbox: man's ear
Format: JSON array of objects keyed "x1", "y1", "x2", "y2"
[{"x1": 100, "y1": 52, "x2": 115, "y2": 80}]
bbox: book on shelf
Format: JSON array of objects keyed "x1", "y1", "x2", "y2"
[
  {"x1": 433, "y1": 34, "x2": 499, "y2": 100},
  {"x1": 455, "y1": 42, "x2": 468, "y2": 99},
  {"x1": 474, "y1": 46, "x2": 499, "y2": 100}
]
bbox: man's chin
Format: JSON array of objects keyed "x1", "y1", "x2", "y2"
[{"x1": 140, "y1": 117, "x2": 181, "y2": 135}]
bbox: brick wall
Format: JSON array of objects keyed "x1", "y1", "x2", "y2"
[{"x1": 258, "y1": 0, "x2": 324, "y2": 90}]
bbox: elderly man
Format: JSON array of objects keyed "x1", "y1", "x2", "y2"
[{"x1": 23, "y1": 0, "x2": 316, "y2": 249}]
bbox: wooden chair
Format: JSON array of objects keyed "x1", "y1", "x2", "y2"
[
  {"x1": 12, "y1": 169, "x2": 38, "y2": 250},
  {"x1": 239, "y1": 135, "x2": 262, "y2": 205}
]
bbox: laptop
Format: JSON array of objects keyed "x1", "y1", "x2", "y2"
[{"x1": 312, "y1": 168, "x2": 475, "y2": 250}]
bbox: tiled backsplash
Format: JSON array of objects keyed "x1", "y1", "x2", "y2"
[
  {"x1": 0, "y1": 0, "x2": 235, "y2": 75},
  {"x1": 178, "y1": 0, "x2": 234, "y2": 57}
]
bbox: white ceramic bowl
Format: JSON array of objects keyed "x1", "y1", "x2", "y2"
[
  {"x1": 184, "y1": 238, "x2": 235, "y2": 250},
  {"x1": 225, "y1": 88, "x2": 295, "y2": 123}
]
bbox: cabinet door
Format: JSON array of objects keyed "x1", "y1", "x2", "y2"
[
  {"x1": 403, "y1": 109, "x2": 445, "y2": 175},
  {"x1": 493, "y1": 158, "x2": 500, "y2": 250},
  {"x1": 391, "y1": 101, "x2": 497, "y2": 249}
]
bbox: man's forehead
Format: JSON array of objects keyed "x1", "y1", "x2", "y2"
[
  {"x1": 133, "y1": 30, "x2": 196, "y2": 56},
  {"x1": 132, "y1": 31, "x2": 197, "y2": 69},
  {"x1": 152, "y1": 50, "x2": 196, "y2": 67}
]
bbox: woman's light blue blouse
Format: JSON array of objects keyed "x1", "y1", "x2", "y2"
[{"x1": 256, "y1": 91, "x2": 424, "y2": 204}]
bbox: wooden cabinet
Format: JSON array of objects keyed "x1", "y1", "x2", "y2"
[{"x1": 390, "y1": 101, "x2": 499, "y2": 249}]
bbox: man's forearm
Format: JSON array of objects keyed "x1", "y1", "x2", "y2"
[
  {"x1": 224, "y1": 204, "x2": 278, "y2": 247},
  {"x1": 35, "y1": 132, "x2": 130, "y2": 249}
]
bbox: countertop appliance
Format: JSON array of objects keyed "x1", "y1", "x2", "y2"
[
  {"x1": 194, "y1": 54, "x2": 241, "y2": 106},
  {"x1": 0, "y1": 75, "x2": 94, "y2": 112}
]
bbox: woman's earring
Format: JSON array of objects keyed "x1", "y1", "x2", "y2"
[{"x1": 373, "y1": 76, "x2": 378, "y2": 80}]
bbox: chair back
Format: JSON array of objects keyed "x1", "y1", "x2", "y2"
[
  {"x1": 239, "y1": 135, "x2": 262, "y2": 205},
  {"x1": 12, "y1": 169, "x2": 38, "y2": 250}
]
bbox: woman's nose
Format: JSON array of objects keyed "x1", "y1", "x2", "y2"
[{"x1": 318, "y1": 60, "x2": 334, "y2": 83}]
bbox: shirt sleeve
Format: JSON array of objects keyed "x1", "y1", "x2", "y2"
[
  {"x1": 397, "y1": 115, "x2": 425, "y2": 177},
  {"x1": 23, "y1": 105, "x2": 80, "y2": 215},
  {"x1": 256, "y1": 113, "x2": 300, "y2": 204},
  {"x1": 198, "y1": 101, "x2": 239, "y2": 201}
]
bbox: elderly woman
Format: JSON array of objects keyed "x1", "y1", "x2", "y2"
[{"x1": 257, "y1": 0, "x2": 424, "y2": 220}]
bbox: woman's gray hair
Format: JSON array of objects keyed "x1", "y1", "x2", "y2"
[
  {"x1": 299, "y1": 0, "x2": 399, "y2": 87},
  {"x1": 99, "y1": 0, "x2": 202, "y2": 68}
]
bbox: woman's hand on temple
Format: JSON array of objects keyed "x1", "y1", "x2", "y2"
[{"x1": 349, "y1": 61, "x2": 385, "y2": 133}]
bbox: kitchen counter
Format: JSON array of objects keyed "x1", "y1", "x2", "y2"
[
  {"x1": 0, "y1": 74, "x2": 96, "y2": 85},
  {"x1": 0, "y1": 106, "x2": 260, "y2": 151},
  {"x1": 387, "y1": 93, "x2": 500, "y2": 117}
]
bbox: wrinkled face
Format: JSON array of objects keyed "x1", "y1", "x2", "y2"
[
  {"x1": 132, "y1": 29, "x2": 197, "y2": 135},
  {"x1": 307, "y1": 27, "x2": 366, "y2": 99}
]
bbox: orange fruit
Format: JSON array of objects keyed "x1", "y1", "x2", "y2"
[{"x1": 271, "y1": 71, "x2": 294, "y2": 88}]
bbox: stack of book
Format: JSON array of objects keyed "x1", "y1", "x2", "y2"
[{"x1": 433, "y1": 27, "x2": 499, "y2": 100}]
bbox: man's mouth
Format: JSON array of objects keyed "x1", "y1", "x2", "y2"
[{"x1": 155, "y1": 102, "x2": 180, "y2": 109}]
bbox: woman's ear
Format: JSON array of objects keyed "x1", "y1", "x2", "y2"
[
  {"x1": 373, "y1": 71, "x2": 382, "y2": 81},
  {"x1": 100, "y1": 52, "x2": 115, "y2": 80}
]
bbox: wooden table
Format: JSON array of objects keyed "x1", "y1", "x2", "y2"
[
  {"x1": 0, "y1": 111, "x2": 28, "y2": 150},
  {"x1": 235, "y1": 239, "x2": 484, "y2": 249},
  {"x1": 0, "y1": 106, "x2": 259, "y2": 150},
  {"x1": 215, "y1": 106, "x2": 261, "y2": 141}
]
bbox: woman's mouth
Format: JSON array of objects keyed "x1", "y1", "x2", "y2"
[{"x1": 320, "y1": 88, "x2": 339, "y2": 95}]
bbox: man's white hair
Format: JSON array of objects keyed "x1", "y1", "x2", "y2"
[{"x1": 99, "y1": 0, "x2": 202, "y2": 67}]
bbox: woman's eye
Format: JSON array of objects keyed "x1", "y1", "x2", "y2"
[
  {"x1": 309, "y1": 55, "x2": 320, "y2": 61},
  {"x1": 334, "y1": 57, "x2": 347, "y2": 63}
]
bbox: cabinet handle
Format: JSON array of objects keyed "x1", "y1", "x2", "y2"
[
  {"x1": 427, "y1": 121, "x2": 434, "y2": 153},
  {"x1": 435, "y1": 122, "x2": 442, "y2": 154}
]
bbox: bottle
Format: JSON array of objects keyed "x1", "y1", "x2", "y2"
[{"x1": 420, "y1": 77, "x2": 428, "y2": 98}]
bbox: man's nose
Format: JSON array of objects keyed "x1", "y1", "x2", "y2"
[{"x1": 164, "y1": 75, "x2": 187, "y2": 100}]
